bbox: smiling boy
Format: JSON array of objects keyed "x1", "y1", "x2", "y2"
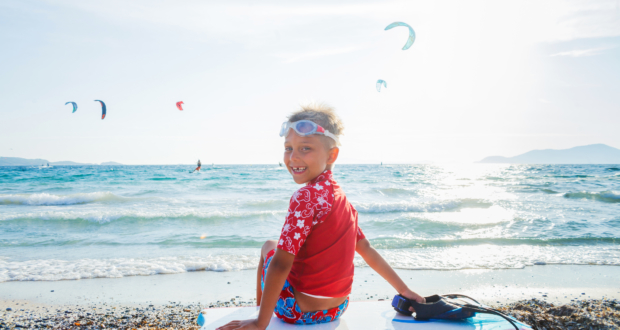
[{"x1": 217, "y1": 104, "x2": 424, "y2": 330}]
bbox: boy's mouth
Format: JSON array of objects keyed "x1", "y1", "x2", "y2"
[{"x1": 291, "y1": 166, "x2": 307, "y2": 174}]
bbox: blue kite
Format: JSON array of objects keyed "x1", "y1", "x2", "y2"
[
  {"x1": 376, "y1": 79, "x2": 387, "y2": 92},
  {"x1": 385, "y1": 22, "x2": 416, "y2": 50},
  {"x1": 94, "y1": 100, "x2": 106, "y2": 120},
  {"x1": 65, "y1": 102, "x2": 78, "y2": 113}
]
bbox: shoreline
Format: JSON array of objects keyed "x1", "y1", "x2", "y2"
[
  {"x1": 2, "y1": 265, "x2": 620, "y2": 329},
  {"x1": 2, "y1": 265, "x2": 619, "y2": 308}
]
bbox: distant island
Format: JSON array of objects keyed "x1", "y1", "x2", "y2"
[
  {"x1": 478, "y1": 144, "x2": 620, "y2": 164},
  {"x1": 0, "y1": 157, "x2": 124, "y2": 166}
]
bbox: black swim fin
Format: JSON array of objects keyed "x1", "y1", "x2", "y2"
[
  {"x1": 391, "y1": 294, "x2": 520, "y2": 330},
  {"x1": 410, "y1": 295, "x2": 475, "y2": 320}
]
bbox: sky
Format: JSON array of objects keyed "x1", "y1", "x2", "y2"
[{"x1": 1, "y1": 0, "x2": 619, "y2": 164}]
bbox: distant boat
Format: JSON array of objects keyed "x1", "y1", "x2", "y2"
[{"x1": 39, "y1": 163, "x2": 53, "y2": 169}]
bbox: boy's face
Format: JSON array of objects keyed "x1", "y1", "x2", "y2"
[{"x1": 283, "y1": 131, "x2": 338, "y2": 184}]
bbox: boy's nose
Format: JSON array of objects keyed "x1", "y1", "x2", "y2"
[{"x1": 288, "y1": 150, "x2": 300, "y2": 162}]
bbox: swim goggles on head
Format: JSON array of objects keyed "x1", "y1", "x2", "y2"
[{"x1": 279, "y1": 120, "x2": 339, "y2": 144}]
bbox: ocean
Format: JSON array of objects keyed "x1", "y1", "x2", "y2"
[{"x1": 1, "y1": 164, "x2": 619, "y2": 282}]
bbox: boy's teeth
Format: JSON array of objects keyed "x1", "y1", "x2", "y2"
[{"x1": 292, "y1": 167, "x2": 306, "y2": 172}]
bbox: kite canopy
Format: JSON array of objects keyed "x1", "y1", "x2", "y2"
[
  {"x1": 65, "y1": 102, "x2": 78, "y2": 113},
  {"x1": 176, "y1": 101, "x2": 184, "y2": 111},
  {"x1": 94, "y1": 100, "x2": 106, "y2": 120},
  {"x1": 376, "y1": 79, "x2": 387, "y2": 92},
  {"x1": 384, "y1": 22, "x2": 416, "y2": 50}
]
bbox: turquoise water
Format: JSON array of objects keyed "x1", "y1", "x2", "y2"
[{"x1": 1, "y1": 164, "x2": 619, "y2": 282}]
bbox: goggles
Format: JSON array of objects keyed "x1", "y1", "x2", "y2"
[{"x1": 279, "y1": 120, "x2": 339, "y2": 144}]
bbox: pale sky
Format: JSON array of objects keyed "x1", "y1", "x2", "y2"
[{"x1": 1, "y1": 0, "x2": 619, "y2": 164}]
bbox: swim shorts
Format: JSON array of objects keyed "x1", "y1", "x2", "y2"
[{"x1": 261, "y1": 249, "x2": 349, "y2": 324}]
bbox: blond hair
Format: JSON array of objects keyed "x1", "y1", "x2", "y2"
[{"x1": 287, "y1": 102, "x2": 344, "y2": 147}]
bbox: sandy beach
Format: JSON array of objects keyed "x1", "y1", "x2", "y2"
[{"x1": 2, "y1": 265, "x2": 620, "y2": 328}]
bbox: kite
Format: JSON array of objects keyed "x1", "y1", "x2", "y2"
[
  {"x1": 176, "y1": 101, "x2": 184, "y2": 111},
  {"x1": 65, "y1": 102, "x2": 77, "y2": 113},
  {"x1": 376, "y1": 79, "x2": 387, "y2": 92},
  {"x1": 384, "y1": 22, "x2": 416, "y2": 50},
  {"x1": 94, "y1": 100, "x2": 106, "y2": 120}
]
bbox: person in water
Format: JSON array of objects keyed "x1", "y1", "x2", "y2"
[
  {"x1": 195, "y1": 160, "x2": 201, "y2": 172},
  {"x1": 217, "y1": 104, "x2": 425, "y2": 330}
]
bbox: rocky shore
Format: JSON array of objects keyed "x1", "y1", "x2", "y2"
[
  {"x1": 0, "y1": 297, "x2": 255, "y2": 330},
  {"x1": 499, "y1": 298, "x2": 620, "y2": 330},
  {"x1": 1, "y1": 298, "x2": 618, "y2": 329}
]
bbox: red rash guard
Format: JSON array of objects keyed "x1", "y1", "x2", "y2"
[{"x1": 277, "y1": 170, "x2": 365, "y2": 298}]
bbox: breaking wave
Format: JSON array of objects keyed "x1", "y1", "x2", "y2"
[
  {"x1": 563, "y1": 191, "x2": 620, "y2": 203},
  {"x1": 0, "y1": 192, "x2": 125, "y2": 206}
]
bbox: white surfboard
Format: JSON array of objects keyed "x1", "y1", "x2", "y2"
[{"x1": 198, "y1": 301, "x2": 531, "y2": 330}]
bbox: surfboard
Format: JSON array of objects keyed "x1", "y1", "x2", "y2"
[{"x1": 198, "y1": 301, "x2": 531, "y2": 330}]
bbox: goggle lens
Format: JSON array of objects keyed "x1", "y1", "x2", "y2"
[{"x1": 294, "y1": 121, "x2": 316, "y2": 135}]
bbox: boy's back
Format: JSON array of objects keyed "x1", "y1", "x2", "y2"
[{"x1": 281, "y1": 170, "x2": 365, "y2": 298}]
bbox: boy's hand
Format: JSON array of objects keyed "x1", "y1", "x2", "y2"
[
  {"x1": 401, "y1": 288, "x2": 425, "y2": 312},
  {"x1": 216, "y1": 318, "x2": 264, "y2": 330}
]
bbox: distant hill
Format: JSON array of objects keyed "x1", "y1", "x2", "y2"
[
  {"x1": 0, "y1": 157, "x2": 122, "y2": 166},
  {"x1": 51, "y1": 161, "x2": 96, "y2": 165},
  {"x1": 478, "y1": 144, "x2": 620, "y2": 164},
  {"x1": 0, "y1": 157, "x2": 49, "y2": 166}
]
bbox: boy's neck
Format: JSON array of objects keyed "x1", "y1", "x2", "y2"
[{"x1": 306, "y1": 168, "x2": 332, "y2": 185}]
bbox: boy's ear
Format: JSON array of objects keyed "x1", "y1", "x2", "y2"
[{"x1": 327, "y1": 147, "x2": 339, "y2": 165}]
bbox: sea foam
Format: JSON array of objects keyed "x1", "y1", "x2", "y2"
[
  {"x1": 0, "y1": 192, "x2": 123, "y2": 206},
  {"x1": 563, "y1": 190, "x2": 620, "y2": 203},
  {"x1": 0, "y1": 255, "x2": 259, "y2": 282}
]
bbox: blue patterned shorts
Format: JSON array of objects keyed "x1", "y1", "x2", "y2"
[{"x1": 262, "y1": 250, "x2": 349, "y2": 324}]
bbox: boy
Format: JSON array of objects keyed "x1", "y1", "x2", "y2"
[{"x1": 217, "y1": 104, "x2": 424, "y2": 330}]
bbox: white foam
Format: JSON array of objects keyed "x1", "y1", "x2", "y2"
[
  {"x1": 353, "y1": 245, "x2": 620, "y2": 270},
  {"x1": 0, "y1": 255, "x2": 259, "y2": 282},
  {"x1": 353, "y1": 200, "x2": 459, "y2": 213},
  {"x1": 0, "y1": 192, "x2": 123, "y2": 206},
  {"x1": 0, "y1": 208, "x2": 286, "y2": 223},
  {"x1": 3, "y1": 245, "x2": 618, "y2": 282}
]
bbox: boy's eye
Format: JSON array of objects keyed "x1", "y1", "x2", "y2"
[{"x1": 284, "y1": 147, "x2": 292, "y2": 151}]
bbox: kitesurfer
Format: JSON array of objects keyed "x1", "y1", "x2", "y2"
[{"x1": 195, "y1": 160, "x2": 201, "y2": 172}]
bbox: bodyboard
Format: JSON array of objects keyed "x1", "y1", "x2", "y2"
[{"x1": 198, "y1": 301, "x2": 531, "y2": 330}]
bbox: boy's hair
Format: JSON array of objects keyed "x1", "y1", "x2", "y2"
[{"x1": 287, "y1": 102, "x2": 344, "y2": 147}]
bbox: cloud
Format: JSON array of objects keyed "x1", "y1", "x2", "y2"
[{"x1": 550, "y1": 47, "x2": 613, "y2": 57}]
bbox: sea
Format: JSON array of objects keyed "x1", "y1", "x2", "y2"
[{"x1": 1, "y1": 164, "x2": 619, "y2": 282}]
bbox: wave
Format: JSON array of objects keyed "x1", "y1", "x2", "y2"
[
  {"x1": 0, "y1": 192, "x2": 125, "y2": 206},
  {"x1": 0, "y1": 208, "x2": 286, "y2": 223},
  {"x1": 354, "y1": 244, "x2": 620, "y2": 270},
  {"x1": 367, "y1": 237, "x2": 620, "y2": 249},
  {"x1": 563, "y1": 191, "x2": 620, "y2": 203},
  {"x1": 0, "y1": 255, "x2": 259, "y2": 282},
  {"x1": 353, "y1": 200, "x2": 459, "y2": 213},
  {"x1": 606, "y1": 167, "x2": 620, "y2": 171},
  {"x1": 2, "y1": 243, "x2": 619, "y2": 281},
  {"x1": 353, "y1": 198, "x2": 492, "y2": 213},
  {"x1": 376, "y1": 187, "x2": 418, "y2": 197}
]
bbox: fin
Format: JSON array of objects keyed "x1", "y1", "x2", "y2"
[{"x1": 411, "y1": 295, "x2": 472, "y2": 320}]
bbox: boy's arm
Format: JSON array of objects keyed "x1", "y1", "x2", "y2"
[
  {"x1": 355, "y1": 238, "x2": 425, "y2": 303},
  {"x1": 256, "y1": 254, "x2": 264, "y2": 306},
  {"x1": 217, "y1": 249, "x2": 294, "y2": 330}
]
